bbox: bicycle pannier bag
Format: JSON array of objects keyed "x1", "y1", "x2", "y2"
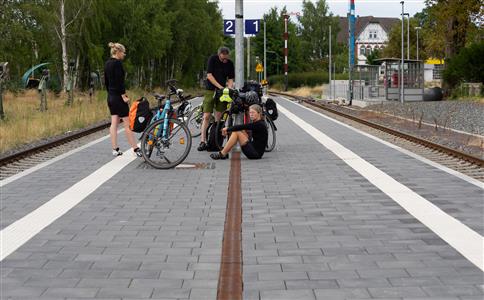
[
  {"x1": 265, "y1": 98, "x2": 278, "y2": 121},
  {"x1": 129, "y1": 97, "x2": 153, "y2": 133}
]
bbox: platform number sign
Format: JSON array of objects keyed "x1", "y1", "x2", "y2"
[
  {"x1": 245, "y1": 19, "x2": 260, "y2": 35},
  {"x1": 223, "y1": 19, "x2": 261, "y2": 35},
  {"x1": 224, "y1": 19, "x2": 235, "y2": 35}
]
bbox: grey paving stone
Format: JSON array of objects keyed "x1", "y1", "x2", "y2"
[
  {"x1": 109, "y1": 270, "x2": 160, "y2": 279},
  {"x1": 76, "y1": 278, "x2": 131, "y2": 288},
  {"x1": 23, "y1": 277, "x2": 80, "y2": 288},
  {"x1": 368, "y1": 286, "x2": 428, "y2": 298},
  {"x1": 285, "y1": 279, "x2": 338, "y2": 289},
  {"x1": 422, "y1": 285, "x2": 483, "y2": 297},
  {"x1": 152, "y1": 288, "x2": 190, "y2": 298},
  {"x1": 42, "y1": 287, "x2": 99, "y2": 298},
  {"x1": 260, "y1": 289, "x2": 316, "y2": 300},
  {"x1": 258, "y1": 271, "x2": 308, "y2": 281},
  {"x1": 96, "y1": 287, "x2": 153, "y2": 298},
  {"x1": 243, "y1": 280, "x2": 285, "y2": 290},
  {"x1": 188, "y1": 288, "x2": 217, "y2": 300}
]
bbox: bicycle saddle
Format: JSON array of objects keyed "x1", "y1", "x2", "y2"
[
  {"x1": 165, "y1": 79, "x2": 177, "y2": 86},
  {"x1": 153, "y1": 93, "x2": 166, "y2": 100}
]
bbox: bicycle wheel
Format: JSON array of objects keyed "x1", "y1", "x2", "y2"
[
  {"x1": 140, "y1": 118, "x2": 192, "y2": 169},
  {"x1": 186, "y1": 104, "x2": 202, "y2": 138},
  {"x1": 265, "y1": 116, "x2": 276, "y2": 152},
  {"x1": 215, "y1": 111, "x2": 232, "y2": 151}
]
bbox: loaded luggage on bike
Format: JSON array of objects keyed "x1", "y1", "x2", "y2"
[{"x1": 129, "y1": 97, "x2": 153, "y2": 133}]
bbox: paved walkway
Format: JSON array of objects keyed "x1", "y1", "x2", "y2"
[{"x1": 1, "y1": 96, "x2": 482, "y2": 299}]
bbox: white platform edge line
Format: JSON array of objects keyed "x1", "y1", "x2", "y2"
[
  {"x1": 0, "y1": 128, "x2": 125, "y2": 187},
  {"x1": 0, "y1": 147, "x2": 135, "y2": 261},
  {"x1": 278, "y1": 103, "x2": 484, "y2": 272},
  {"x1": 278, "y1": 96, "x2": 483, "y2": 189}
]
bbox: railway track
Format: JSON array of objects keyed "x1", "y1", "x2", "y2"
[
  {"x1": 0, "y1": 95, "x2": 202, "y2": 181},
  {"x1": 0, "y1": 122, "x2": 111, "y2": 180},
  {"x1": 270, "y1": 91, "x2": 484, "y2": 182}
]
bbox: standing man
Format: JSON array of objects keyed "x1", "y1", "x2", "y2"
[{"x1": 197, "y1": 47, "x2": 235, "y2": 151}]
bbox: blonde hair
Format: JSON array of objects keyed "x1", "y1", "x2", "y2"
[
  {"x1": 108, "y1": 42, "x2": 125, "y2": 56},
  {"x1": 249, "y1": 104, "x2": 263, "y2": 117}
]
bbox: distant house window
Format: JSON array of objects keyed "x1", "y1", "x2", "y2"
[
  {"x1": 366, "y1": 46, "x2": 372, "y2": 54},
  {"x1": 360, "y1": 46, "x2": 366, "y2": 55}
]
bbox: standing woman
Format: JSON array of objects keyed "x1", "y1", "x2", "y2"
[{"x1": 104, "y1": 42, "x2": 141, "y2": 156}]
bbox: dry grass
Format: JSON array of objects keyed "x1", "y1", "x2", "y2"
[
  {"x1": 288, "y1": 85, "x2": 324, "y2": 98},
  {"x1": 0, "y1": 89, "x2": 145, "y2": 154}
]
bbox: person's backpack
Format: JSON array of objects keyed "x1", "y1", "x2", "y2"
[
  {"x1": 265, "y1": 98, "x2": 278, "y2": 121},
  {"x1": 129, "y1": 97, "x2": 152, "y2": 133},
  {"x1": 206, "y1": 121, "x2": 224, "y2": 151}
]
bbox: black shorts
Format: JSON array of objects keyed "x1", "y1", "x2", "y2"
[
  {"x1": 107, "y1": 93, "x2": 129, "y2": 117},
  {"x1": 241, "y1": 142, "x2": 262, "y2": 159}
]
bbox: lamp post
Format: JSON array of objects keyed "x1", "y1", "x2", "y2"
[
  {"x1": 400, "y1": 1, "x2": 405, "y2": 103},
  {"x1": 266, "y1": 50, "x2": 279, "y2": 76},
  {"x1": 263, "y1": 19, "x2": 267, "y2": 94},
  {"x1": 404, "y1": 13, "x2": 410, "y2": 60},
  {"x1": 327, "y1": 25, "x2": 332, "y2": 100},
  {"x1": 415, "y1": 26, "x2": 421, "y2": 60}
]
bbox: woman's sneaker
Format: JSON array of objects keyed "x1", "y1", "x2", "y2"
[
  {"x1": 133, "y1": 147, "x2": 142, "y2": 157},
  {"x1": 210, "y1": 152, "x2": 229, "y2": 160},
  {"x1": 112, "y1": 147, "x2": 123, "y2": 156},
  {"x1": 197, "y1": 142, "x2": 208, "y2": 151}
]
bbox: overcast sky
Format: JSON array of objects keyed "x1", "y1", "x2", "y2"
[{"x1": 216, "y1": 0, "x2": 426, "y2": 19}]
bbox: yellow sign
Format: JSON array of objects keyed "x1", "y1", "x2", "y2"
[
  {"x1": 261, "y1": 79, "x2": 268, "y2": 86},
  {"x1": 255, "y1": 63, "x2": 263, "y2": 73},
  {"x1": 425, "y1": 58, "x2": 445, "y2": 65}
]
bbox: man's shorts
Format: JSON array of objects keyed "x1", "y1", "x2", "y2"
[{"x1": 202, "y1": 90, "x2": 229, "y2": 113}]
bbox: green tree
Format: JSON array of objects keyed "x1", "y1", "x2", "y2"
[
  {"x1": 365, "y1": 49, "x2": 381, "y2": 65},
  {"x1": 252, "y1": 7, "x2": 305, "y2": 79},
  {"x1": 443, "y1": 41, "x2": 484, "y2": 87},
  {"x1": 424, "y1": 0, "x2": 482, "y2": 59},
  {"x1": 298, "y1": 0, "x2": 338, "y2": 65},
  {"x1": 383, "y1": 17, "x2": 423, "y2": 60}
]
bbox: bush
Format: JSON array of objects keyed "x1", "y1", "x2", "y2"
[
  {"x1": 443, "y1": 42, "x2": 484, "y2": 88},
  {"x1": 268, "y1": 71, "x2": 348, "y2": 89}
]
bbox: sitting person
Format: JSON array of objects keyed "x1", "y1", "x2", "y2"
[{"x1": 210, "y1": 104, "x2": 268, "y2": 160}]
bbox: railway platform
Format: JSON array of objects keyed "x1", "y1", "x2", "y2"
[{"x1": 1, "y1": 96, "x2": 483, "y2": 300}]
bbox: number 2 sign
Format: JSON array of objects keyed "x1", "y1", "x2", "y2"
[{"x1": 224, "y1": 20, "x2": 235, "y2": 35}]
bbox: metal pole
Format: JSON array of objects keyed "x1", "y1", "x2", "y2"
[
  {"x1": 400, "y1": 1, "x2": 404, "y2": 103},
  {"x1": 333, "y1": 62, "x2": 336, "y2": 99},
  {"x1": 283, "y1": 14, "x2": 289, "y2": 91},
  {"x1": 348, "y1": 0, "x2": 355, "y2": 106},
  {"x1": 264, "y1": 19, "x2": 267, "y2": 82},
  {"x1": 235, "y1": 0, "x2": 244, "y2": 90},
  {"x1": 415, "y1": 27, "x2": 421, "y2": 60},
  {"x1": 406, "y1": 14, "x2": 410, "y2": 60},
  {"x1": 416, "y1": 29, "x2": 419, "y2": 60},
  {"x1": 234, "y1": 0, "x2": 244, "y2": 141},
  {"x1": 328, "y1": 25, "x2": 332, "y2": 100},
  {"x1": 0, "y1": 79, "x2": 4, "y2": 120},
  {"x1": 247, "y1": 36, "x2": 250, "y2": 81}
]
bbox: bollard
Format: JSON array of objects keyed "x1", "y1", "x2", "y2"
[
  {"x1": 0, "y1": 62, "x2": 7, "y2": 120},
  {"x1": 66, "y1": 59, "x2": 75, "y2": 106},
  {"x1": 89, "y1": 72, "x2": 99, "y2": 103},
  {"x1": 0, "y1": 79, "x2": 4, "y2": 120},
  {"x1": 38, "y1": 69, "x2": 49, "y2": 112}
]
